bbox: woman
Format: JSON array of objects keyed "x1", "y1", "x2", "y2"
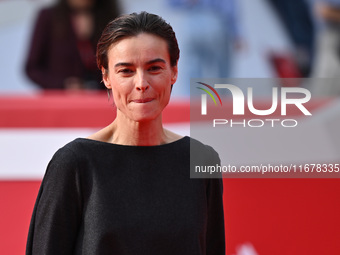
[
  {"x1": 26, "y1": 12, "x2": 225, "y2": 254},
  {"x1": 25, "y1": 0, "x2": 120, "y2": 90}
]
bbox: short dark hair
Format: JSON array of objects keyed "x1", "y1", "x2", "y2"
[{"x1": 96, "y1": 11, "x2": 180, "y2": 72}]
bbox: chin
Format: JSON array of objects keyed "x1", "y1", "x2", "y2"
[
  {"x1": 132, "y1": 114, "x2": 159, "y2": 123},
  {"x1": 128, "y1": 105, "x2": 165, "y2": 123},
  {"x1": 130, "y1": 109, "x2": 163, "y2": 122}
]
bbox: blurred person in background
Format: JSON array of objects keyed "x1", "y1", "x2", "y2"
[
  {"x1": 25, "y1": 0, "x2": 120, "y2": 90},
  {"x1": 266, "y1": 0, "x2": 315, "y2": 78},
  {"x1": 311, "y1": 0, "x2": 340, "y2": 95},
  {"x1": 167, "y1": 0, "x2": 242, "y2": 96}
]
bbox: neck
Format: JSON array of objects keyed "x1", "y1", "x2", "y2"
[{"x1": 110, "y1": 110, "x2": 167, "y2": 146}]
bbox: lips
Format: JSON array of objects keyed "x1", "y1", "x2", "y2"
[{"x1": 130, "y1": 98, "x2": 154, "y2": 103}]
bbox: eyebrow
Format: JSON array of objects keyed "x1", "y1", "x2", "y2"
[
  {"x1": 114, "y1": 62, "x2": 133, "y2": 68},
  {"x1": 114, "y1": 58, "x2": 166, "y2": 68},
  {"x1": 147, "y1": 58, "x2": 166, "y2": 65}
]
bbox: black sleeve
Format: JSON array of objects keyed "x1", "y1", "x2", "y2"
[
  {"x1": 26, "y1": 147, "x2": 82, "y2": 255},
  {"x1": 206, "y1": 148, "x2": 226, "y2": 255}
]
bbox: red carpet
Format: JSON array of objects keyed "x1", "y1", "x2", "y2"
[
  {"x1": 1, "y1": 179, "x2": 340, "y2": 254},
  {"x1": 0, "y1": 181, "x2": 40, "y2": 254}
]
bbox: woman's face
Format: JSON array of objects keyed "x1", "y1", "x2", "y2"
[{"x1": 102, "y1": 33, "x2": 178, "y2": 123}]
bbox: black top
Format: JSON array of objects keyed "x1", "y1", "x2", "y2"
[{"x1": 26, "y1": 136, "x2": 225, "y2": 254}]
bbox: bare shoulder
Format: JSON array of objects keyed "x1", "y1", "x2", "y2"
[
  {"x1": 87, "y1": 125, "x2": 113, "y2": 143},
  {"x1": 164, "y1": 128, "x2": 184, "y2": 143}
]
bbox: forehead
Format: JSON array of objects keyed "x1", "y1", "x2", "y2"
[{"x1": 107, "y1": 33, "x2": 170, "y2": 64}]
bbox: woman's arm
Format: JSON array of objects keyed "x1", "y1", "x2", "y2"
[
  {"x1": 205, "y1": 147, "x2": 225, "y2": 255},
  {"x1": 26, "y1": 147, "x2": 82, "y2": 254},
  {"x1": 206, "y1": 178, "x2": 225, "y2": 255}
]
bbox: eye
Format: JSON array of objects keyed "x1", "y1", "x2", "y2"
[
  {"x1": 148, "y1": 65, "x2": 162, "y2": 73},
  {"x1": 118, "y1": 68, "x2": 134, "y2": 76},
  {"x1": 120, "y1": 69, "x2": 133, "y2": 73}
]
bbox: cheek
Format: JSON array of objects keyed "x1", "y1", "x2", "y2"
[
  {"x1": 111, "y1": 81, "x2": 132, "y2": 104},
  {"x1": 111, "y1": 87, "x2": 125, "y2": 102},
  {"x1": 154, "y1": 74, "x2": 173, "y2": 92},
  {"x1": 157, "y1": 82, "x2": 172, "y2": 105}
]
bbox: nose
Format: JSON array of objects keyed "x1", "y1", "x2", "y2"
[{"x1": 135, "y1": 71, "x2": 149, "y2": 92}]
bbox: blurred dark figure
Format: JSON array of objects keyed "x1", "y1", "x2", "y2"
[
  {"x1": 266, "y1": 0, "x2": 315, "y2": 77},
  {"x1": 311, "y1": 0, "x2": 340, "y2": 95},
  {"x1": 167, "y1": 0, "x2": 242, "y2": 96},
  {"x1": 25, "y1": 0, "x2": 120, "y2": 90}
]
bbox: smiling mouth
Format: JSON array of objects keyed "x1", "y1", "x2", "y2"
[{"x1": 131, "y1": 98, "x2": 154, "y2": 103}]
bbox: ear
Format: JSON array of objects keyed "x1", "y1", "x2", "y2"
[
  {"x1": 171, "y1": 65, "x2": 178, "y2": 85},
  {"x1": 101, "y1": 67, "x2": 111, "y2": 89}
]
